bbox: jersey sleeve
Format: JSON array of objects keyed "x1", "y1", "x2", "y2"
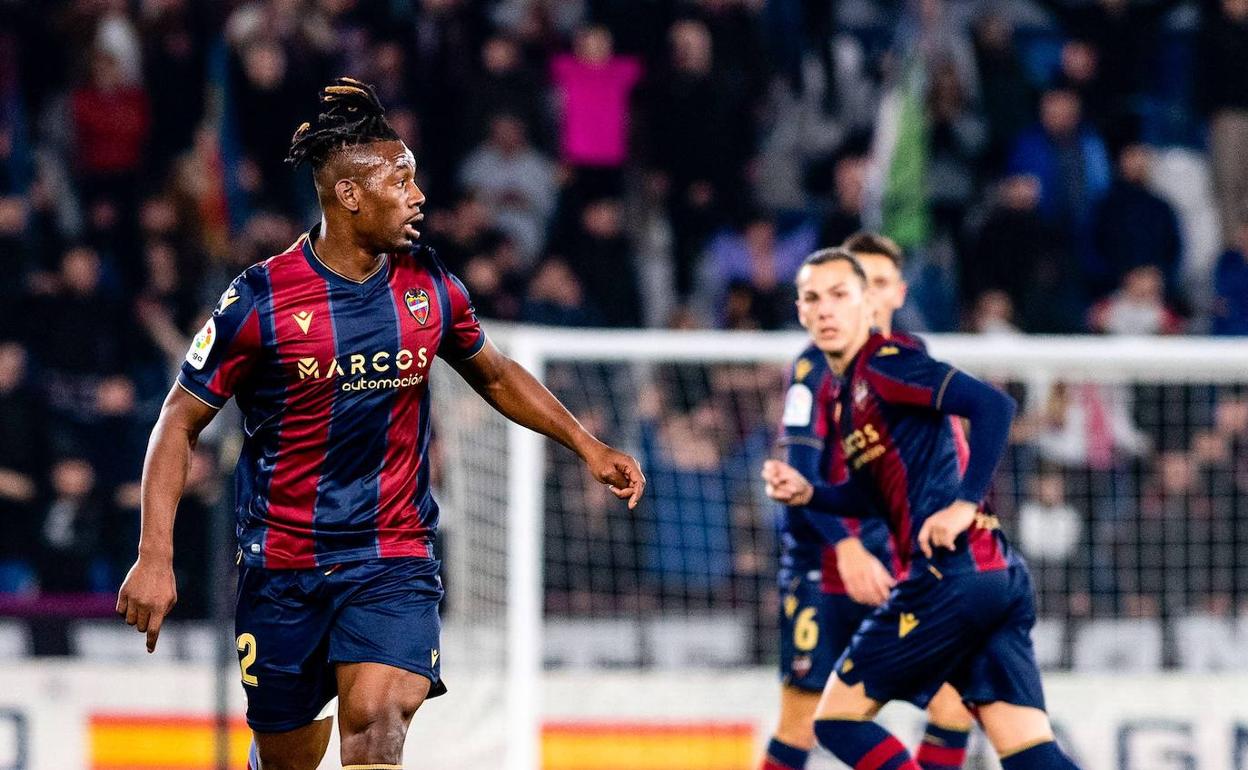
[
  {"x1": 177, "y1": 274, "x2": 262, "y2": 409},
  {"x1": 775, "y1": 356, "x2": 826, "y2": 450},
  {"x1": 438, "y1": 270, "x2": 486, "y2": 361},
  {"x1": 775, "y1": 357, "x2": 852, "y2": 543},
  {"x1": 863, "y1": 343, "x2": 959, "y2": 410}
]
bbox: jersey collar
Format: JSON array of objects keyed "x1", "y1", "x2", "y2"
[{"x1": 301, "y1": 225, "x2": 390, "y2": 290}]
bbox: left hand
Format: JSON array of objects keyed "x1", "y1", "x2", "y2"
[
  {"x1": 917, "y1": 500, "x2": 979, "y2": 559},
  {"x1": 585, "y1": 443, "x2": 646, "y2": 509}
]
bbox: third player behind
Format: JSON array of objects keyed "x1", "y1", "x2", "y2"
[{"x1": 764, "y1": 249, "x2": 1080, "y2": 770}]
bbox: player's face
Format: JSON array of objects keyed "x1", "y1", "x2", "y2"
[
  {"x1": 795, "y1": 261, "x2": 872, "y2": 358},
  {"x1": 357, "y1": 141, "x2": 426, "y2": 252},
  {"x1": 857, "y1": 253, "x2": 907, "y2": 333}
]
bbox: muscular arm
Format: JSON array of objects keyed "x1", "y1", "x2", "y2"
[
  {"x1": 451, "y1": 340, "x2": 645, "y2": 507},
  {"x1": 117, "y1": 385, "x2": 218, "y2": 652},
  {"x1": 936, "y1": 371, "x2": 1017, "y2": 505}
]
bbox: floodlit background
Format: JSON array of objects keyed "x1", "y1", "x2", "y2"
[{"x1": 0, "y1": 0, "x2": 1247, "y2": 767}]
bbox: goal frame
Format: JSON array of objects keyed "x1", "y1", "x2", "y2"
[{"x1": 499, "y1": 327, "x2": 1248, "y2": 770}]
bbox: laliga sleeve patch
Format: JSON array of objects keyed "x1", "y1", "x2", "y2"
[
  {"x1": 782, "y1": 383, "x2": 814, "y2": 427},
  {"x1": 185, "y1": 318, "x2": 216, "y2": 370}
]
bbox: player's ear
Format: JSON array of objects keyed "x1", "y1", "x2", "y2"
[{"x1": 334, "y1": 178, "x2": 361, "y2": 213}]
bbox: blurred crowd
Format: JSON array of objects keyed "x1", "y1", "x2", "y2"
[{"x1": 1, "y1": 0, "x2": 1248, "y2": 622}]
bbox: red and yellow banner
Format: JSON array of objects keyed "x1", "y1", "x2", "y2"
[
  {"x1": 90, "y1": 714, "x2": 251, "y2": 770},
  {"x1": 89, "y1": 713, "x2": 755, "y2": 770},
  {"x1": 542, "y1": 721, "x2": 756, "y2": 770}
]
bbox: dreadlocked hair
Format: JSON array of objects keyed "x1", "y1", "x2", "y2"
[{"x1": 285, "y1": 77, "x2": 400, "y2": 170}]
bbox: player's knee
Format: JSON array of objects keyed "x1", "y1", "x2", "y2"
[
  {"x1": 977, "y1": 702, "x2": 1055, "y2": 758},
  {"x1": 926, "y1": 689, "x2": 974, "y2": 730},
  {"x1": 339, "y1": 695, "x2": 421, "y2": 759}
]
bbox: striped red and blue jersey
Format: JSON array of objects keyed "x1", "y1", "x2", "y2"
[
  {"x1": 178, "y1": 227, "x2": 485, "y2": 569},
  {"x1": 835, "y1": 332, "x2": 1018, "y2": 579},
  {"x1": 776, "y1": 344, "x2": 895, "y2": 594},
  {"x1": 891, "y1": 330, "x2": 970, "y2": 472}
]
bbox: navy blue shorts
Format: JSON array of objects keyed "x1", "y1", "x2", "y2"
[
  {"x1": 779, "y1": 573, "x2": 872, "y2": 692},
  {"x1": 234, "y1": 557, "x2": 446, "y2": 733},
  {"x1": 834, "y1": 565, "x2": 1046, "y2": 711}
]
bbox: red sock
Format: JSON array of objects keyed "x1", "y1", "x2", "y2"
[{"x1": 916, "y1": 723, "x2": 969, "y2": 769}]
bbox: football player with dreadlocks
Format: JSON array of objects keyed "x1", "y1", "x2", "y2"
[{"x1": 116, "y1": 78, "x2": 646, "y2": 770}]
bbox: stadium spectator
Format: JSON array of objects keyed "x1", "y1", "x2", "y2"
[
  {"x1": 637, "y1": 387, "x2": 736, "y2": 597},
  {"x1": 968, "y1": 289, "x2": 1022, "y2": 336},
  {"x1": 702, "y1": 214, "x2": 816, "y2": 330},
  {"x1": 1018, "y1": 469, "x2": 1085, "y2": 566},
  {"x1": 1036, "y1": 0, "x2": 1184, "y2": 128},
  {"x1": 462, "y1": 34, "x2": 551, "y2": 153},
  {"x1": 817, "y1": 153, "x2": 868, "y2": 248},
  {"x1": 555, "y1": 196, "x2": 642, "y2": 327},
  {"x1": 965, "y1": 174, "x2": 1084, "y2": 332},
  {"x1": 24, "y1": 246, "x2": 136, "y2": 450},
  {"x1": 1008, "y1": 86, "x2": 1112, "y2": 283},
  {"x1": 1093, "y1": 142, "x2": 1183, "y2": 300},
  {"x1": 459, "y1": 239, "x2": 526, "y2": 322},
  {"x1": 971, "y1": 12, "x2": 1035, "y2": 172},
  {"x1": 640, "y1": 18, "x2": 746, "y2": 299},
  {"x1": 37, "y1": 458, "x2": 104, "y2": 593},
  {"x1": 422, "y1": 191, "x2": 504, "y2": 277},
  {"x1": 521, "y1": 258, "x2": 602, "y2": 327},
  {"x1": 1088, "y1": 265, "x2": 1185, "y2": 335},
  {"x1": 1199, "y1": 0, "x2": 1248, "y2": 243},
  {"x1": 70, "y1": 47, "x2": 150, "y2": 195},
  {"x1": 1212, "y1": 209, "x2": 1248, "y2": 335},
  {"x1": 1019, "y1": 380, "x2": 1151, "y2": 471},
  {"x1": 0, "y1": 342, "x2": 42, "y2": 593},
  {"x1": 1053, "y1": 40, "x2": 1111, "y2": 135},
  {"x1": 140, "y1": 0, "x2": 208, "y2": 177},
  {"x1": 229, "y1": 39, "x2": 308, "y2": 213},
  {"x1": 0, "y1": 196, "x2": 33, "y2": 309},
  {"x1": 926, "y1": 56, "x2": 987, "y2": 241},
  {"x1": 550, "y1": 25, "x2": 642, "y2": 196},
  {"x1": 459, "y1": 113, "x2": 557, "y2": 263}
]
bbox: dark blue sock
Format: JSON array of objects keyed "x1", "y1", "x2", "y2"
[
  {"x1": 762, "y1": 737, "x2": 809, "y2": 769},
  {"x1": 813, "y1": 718, "x2": 919, "y2": 770},
  {"x1": 1001, "y1": 741, "x2": 1080, "y2": 769}
]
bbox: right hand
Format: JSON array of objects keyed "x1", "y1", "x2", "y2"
[
  {"x1": 116, "y1": 555, "x2": 178, "y2": 653},
  {"x1": 761, "y1": 459, "x2": 813, "y2": 506},
  {"x1": 835, "y1": 537, "x2": 896, "y2": 607}
]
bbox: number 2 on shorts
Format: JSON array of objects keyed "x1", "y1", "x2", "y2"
[{"x1": 236, "y1": 632, "x2": 259, "y2": 686}]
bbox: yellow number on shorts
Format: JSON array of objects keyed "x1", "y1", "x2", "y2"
[
  {"x1": 237, "y1": 633, "x2": 259, "y2": 686},
  {"x1": 794, "y1": 607, "x2": 819, "y2": 651}
]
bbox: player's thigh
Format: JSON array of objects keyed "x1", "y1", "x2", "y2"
[
  {"x1": 926, "y1": 683, "x2": 974, "y2": 730},
  {"x1": 235, "y1": 567, "x2": 338, "y2": 733},
  {"x1": 253, "y1": 716, "x2": 334, "y2": 770},
  {"x1": 328, "y1": 558, "x2": 448, "y2": 722},
  {"x1": 976, "y1": 702, "x2": 1054, "y2": 757},
  {"x1": 775, "y1": 685, "x2": 822, "y2": 749},
  {"x1": 832, "y1": 574, "x2": 973, "y2": 709}
]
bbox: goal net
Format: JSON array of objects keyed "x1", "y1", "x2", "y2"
[{"x1": 427, "y1": 327, "x2": 1248, "y2": 770}]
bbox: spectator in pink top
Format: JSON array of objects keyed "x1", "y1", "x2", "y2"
[{"x1": 551, "y1": 26, "x2": 642, "y2": 196}]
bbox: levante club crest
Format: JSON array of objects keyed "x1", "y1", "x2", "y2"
[{"x1": 405, "y1": 288, "x2": 430, "y2": 325}]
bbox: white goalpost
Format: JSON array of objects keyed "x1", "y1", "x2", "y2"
[{"x1": 426, "y1": 327, "x2": 1248, "y2": 770}]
